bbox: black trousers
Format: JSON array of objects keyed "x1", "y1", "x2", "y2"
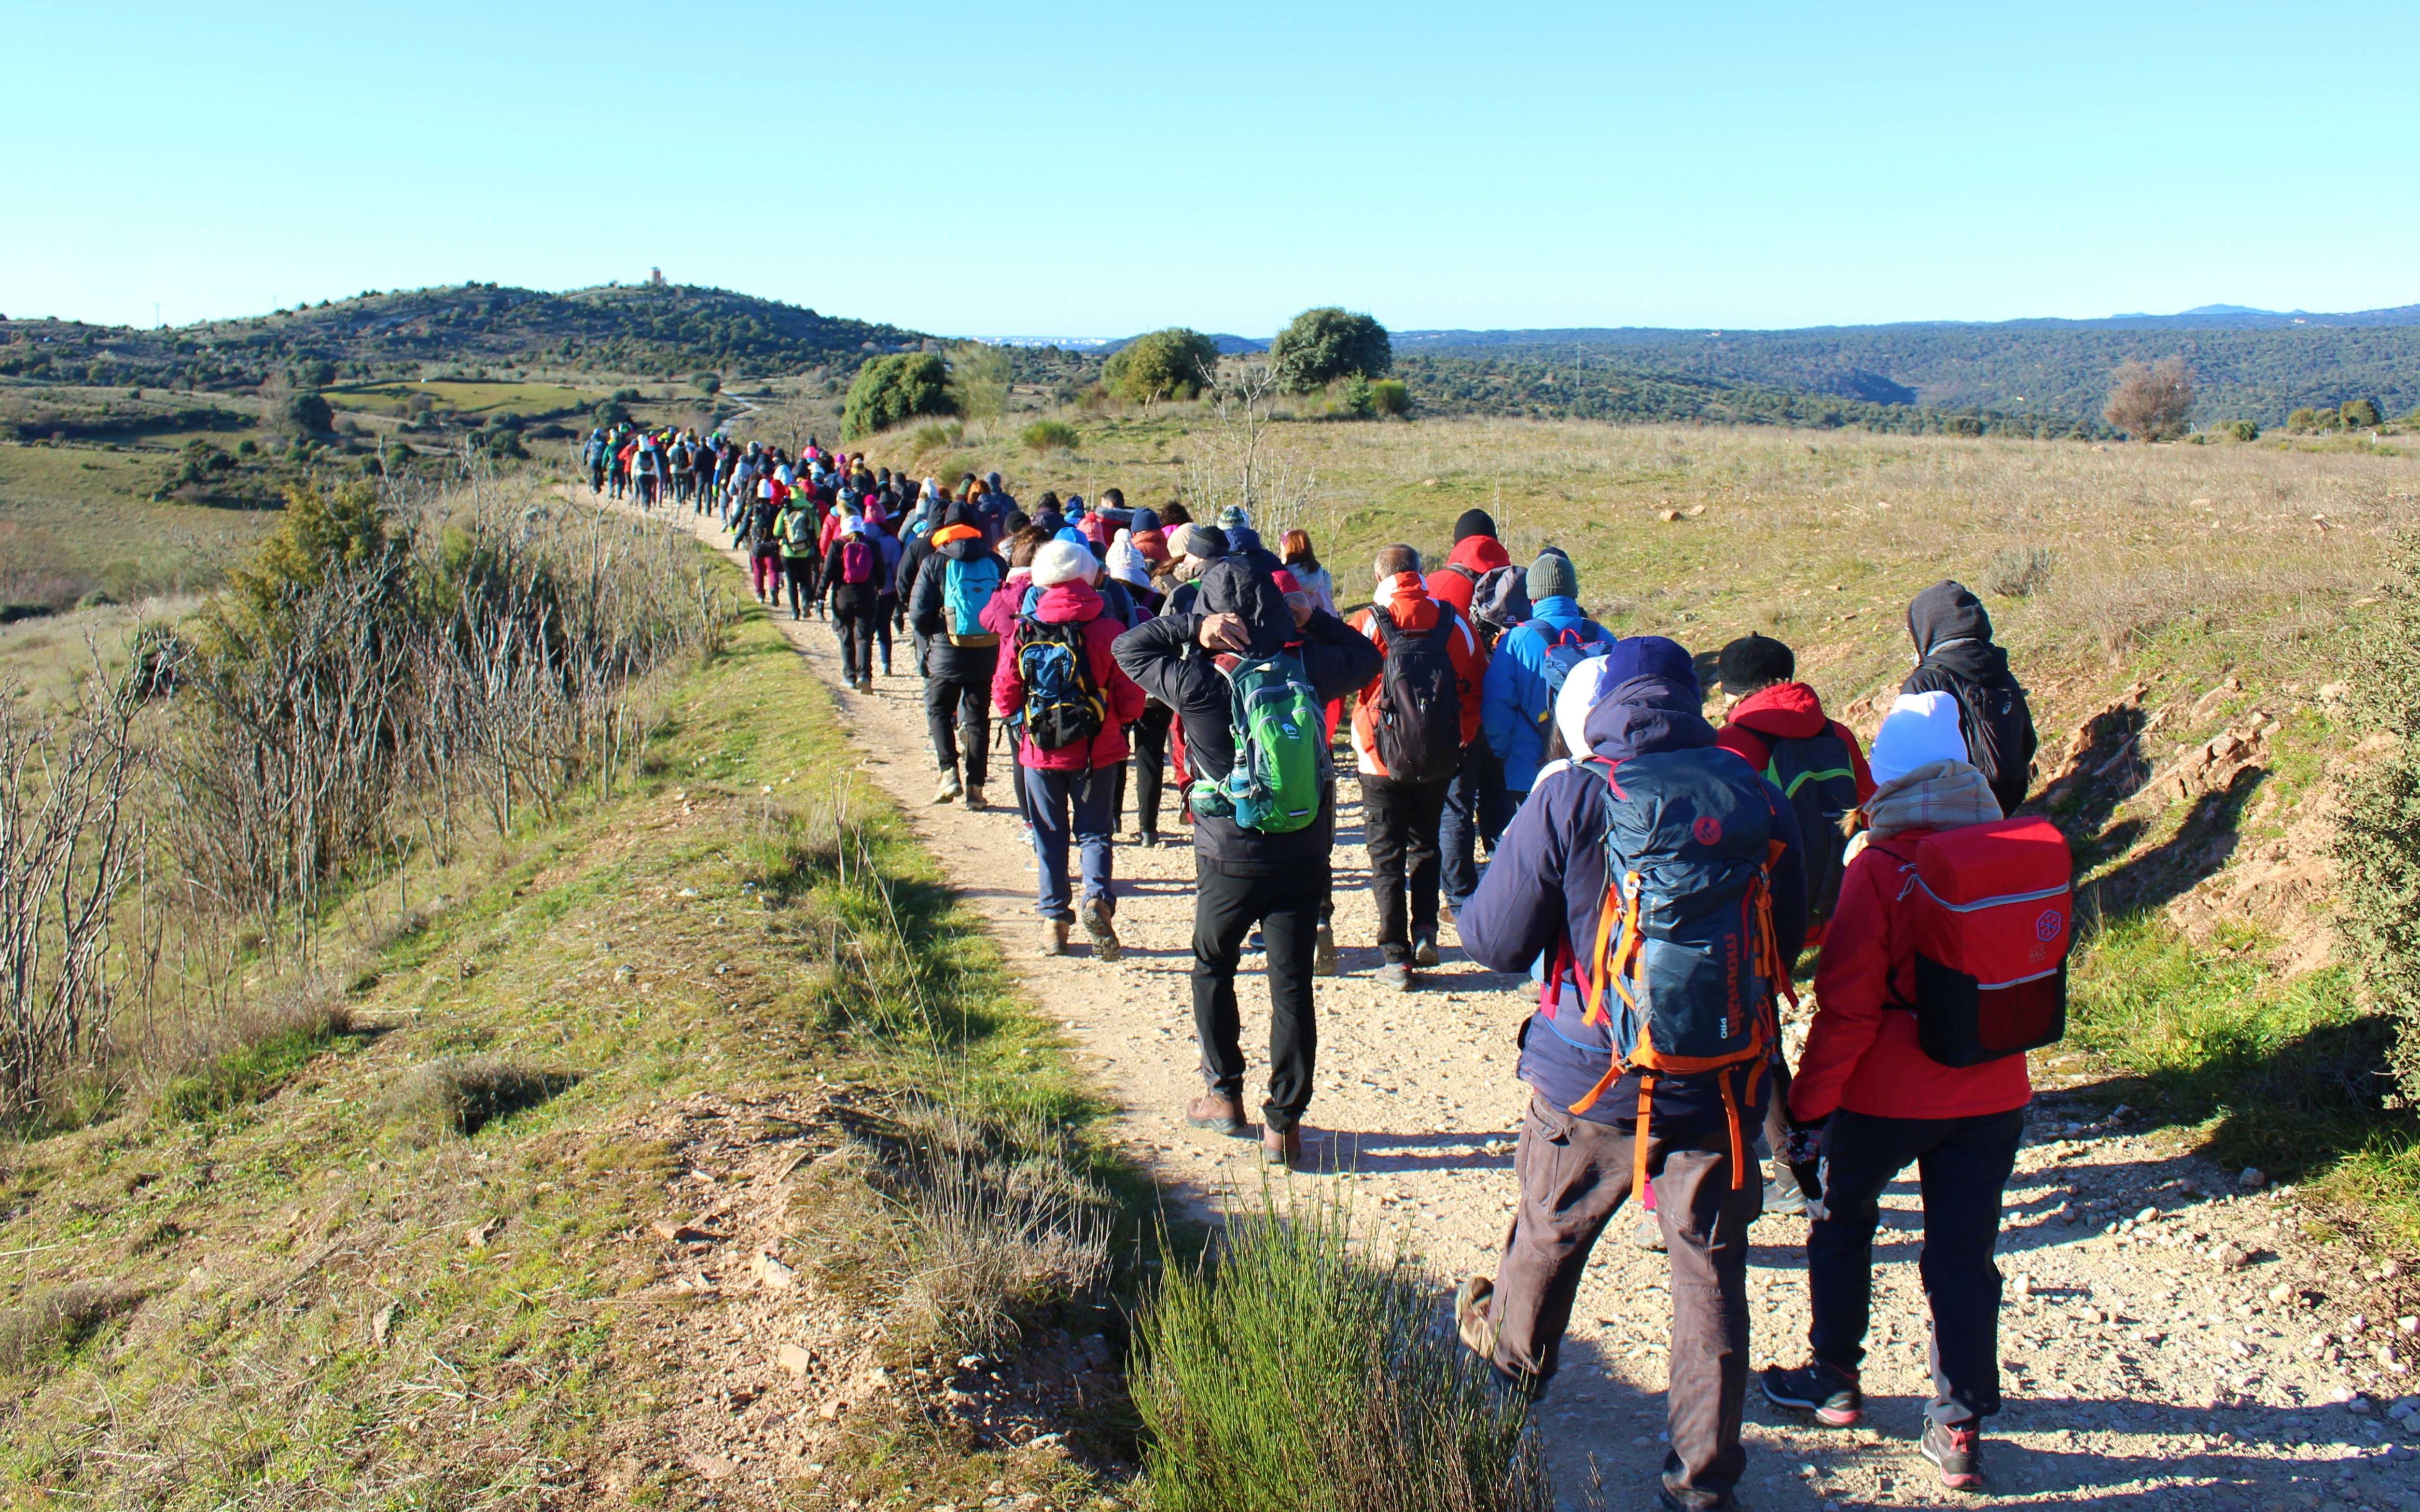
[
  {"x1": 1361, "y1": 772, "x2": 1451, "y2": 962},
  {"x1": 924, "y1": 651, "x2": 997, "y2": 787},
  {"x1": 1809, "y1": 1107, "x2": 2024, "y2": 1428},
  {"x1": 832, "y1": 596, "x2": 877, "y2": 683},
  {"x1": 782, "y1": 556, "x2": 814, "y2": 616},
  {"x1": 1130, "y1": 701, "x2": 1174, "y2": 839},
  {"x1": 874, "y1": 594, "x2": 896, "y2": 671},
  {"x1": 1192, "y1": 860, "x2": 1326, "y2": 1132}
]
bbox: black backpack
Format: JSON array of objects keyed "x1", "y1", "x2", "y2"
[
  {"x1": 1952, "y1": 677, "x2": 2035, "y2": 814},
  {"x1": 1761, "y1": 729, "x2": 1862, "y2": 930},
  {"x1": 1368, "y1": 606, "x2": 1462, "y2": 784}
]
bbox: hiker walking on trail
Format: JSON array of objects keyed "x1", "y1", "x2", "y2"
[
  {"x1": 1452, "y1": 635, "x2": 1807, "y2": 1512},
  {"x1": 1761, "y1": 691, "x2": 2068, "y2": 1495},
  {"x1": 993, "y1": 540, "x2": 1145, "y2": 961},
  {"x1": 739, "y1": 477, "x2": 784, "y2": 606},
  {"x1": 1480, "y1": 548, "x2": 1614, "y2": 820},
  {"x1": 870, "y1": 516, "x2": 902, "y2": 676},
  {"x1": 1901, "y1": 580, "x2": 2038, "y2": 816},
  {"x1": 1348, "y1": 546, "x2": 1486, "y2": 992},
  {"x1": 775, "y1": 487, "x2": 819, "y2": 621},
  {"x1": 911, "y1": 501, "x2": 1007, "y2": 810},
  {"x1": 1711, "y1": 632, "x2": 1877, "y2": 1217},
  {"x1": 1111, "y1": 545, "x2": 1383, "y2": 1168},
  {"x1": 1429, "y1": 510, "x2": 1526, "y2": 915},
  {"x1": 823, "y1": 515, "x2": 883, "y2": 692}
]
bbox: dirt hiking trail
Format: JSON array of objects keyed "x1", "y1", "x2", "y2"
[{"x1": 635, "y1": 492, "x2": 2416, "y2": 1511}]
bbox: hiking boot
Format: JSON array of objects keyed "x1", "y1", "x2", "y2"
[
  {"x1": 1374, "y1": 961, "x2": 1414, "y2": 992},
  {"x1": 1185, "y1": 1093, "x2": 1248, "y2": 1137},
  {"x1": 933, "y1": 771, "x2": 964, "y2": 805},
  {"x1": 963, "y1": 785, "x2": 986, "y2": 811},
  {"x1": 1411, "y1": 932, "x2": 1441, "y2": 968},
  {"x1": 1920, "y1": 1416, "x2": 1984, "y2": 1491},
  {"x1": 1261, "y1": 1123, "x2": 1303, "y2": 1168},
  {"x1": 1082, "y1": 898, "x2": 1122, "y2": 963},
  {"x1": 1136, "y1": 831, "x2": 1162, "y2": 849},
  {"x1": 1761, "y1": 1360, "x2": 1863, "y2": 1426},
  {"x1": 1454, "y1": 1275, "x2": 1498, "y2": 1360},
  {"x1": 1037, "y1": 920, "x2": 1068, "y2": 957},
  {"x1": 1761, "y1": 1171, "x2": 1807, "y2": 1220},
  {"x1": 1632, "y1": 1217, "x2": 1666, "y2": 1253},
  {"x1": 1312, "y1": 922, "x2": 1338, "y2": 976}
]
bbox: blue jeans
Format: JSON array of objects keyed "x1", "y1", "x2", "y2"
[
  {"x1": 1807, "y1": 1106, "x2": 2025, "y2": 1427},
  {"x1": 1440, "y1": 740, "x2": 1514, "y2": 911},
  {"x1": 1022, "y1": 765, "x2": 1117, "y2": 922}
]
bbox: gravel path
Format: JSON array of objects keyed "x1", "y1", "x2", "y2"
[{"x1": 634, "y1": 489, "x2": 2420, "y2": 1511}]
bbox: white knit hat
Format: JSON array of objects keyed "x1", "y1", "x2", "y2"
[
  {"x1": 1868, "y1": 691, "x2": 1968, "y2": 786},
  {"x1": 1031, "y1": 538, "x2": 1096, "y2": 589}
]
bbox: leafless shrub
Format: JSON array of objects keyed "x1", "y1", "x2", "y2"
[
  {"x1": 1982, "y1": 545, "x2": 2055, "y2": 598},
  {"x1": 2105, "y1": 356, "x2": 2195, "y2": 442},
  {"x1": 0, "y1": 671, "x2": 144, "y2": 1121}
]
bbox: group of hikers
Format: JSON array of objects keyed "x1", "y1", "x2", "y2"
[{"x1": 591, "y1": 442, "x2": 2063, "y2": 1508}]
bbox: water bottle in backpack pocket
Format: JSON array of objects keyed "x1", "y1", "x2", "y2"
[
  {"x1": 1017, "y1": 618, "x2": 1104, "y2": 750},
  {"x1": 1190, "y1": 650, "x2": 1328, "y2": 832},
  {"x1": 1877, "y1": 817, "x2": 2071, "y2": 1066}
]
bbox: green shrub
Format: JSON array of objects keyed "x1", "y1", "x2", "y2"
[
  {"x1": 1272, "y1": 308, "x2": 1393, "y2": 393},
  {"x1": 2337, "y1": 531, "x2": 2420, "y2": 1105},
  {"x1": 1020, "y1": 419, "x2": 1079, "y2": 454},
  {"x1": 592, "y1": 397, "x2": 630, "y2": 427},
  {"x1": 1368, "y1": 378, "x2": 1412, "y2": 417},
  {"x1": 2226, "y1": 418, "x2": 2260, "y2": 441},
  {"x1": 271, "y1": 389, "x2": 334, "y2": 438},
  {"x1": 691, "y1": 370, "x2": 721, "y2": 394},
  {"x1": 1103, "y1": 328, "x2": 1219, "y2": 408},
  {"x1": 2345, "y1": 398, "x2": 2384, "y2": 429},
  {"x1": 841, "y1": 352, "x2": 955, "y2": 440},
  {"x1": 1133, "y1": 1189, "x2": 1547, "y2": 1512}
]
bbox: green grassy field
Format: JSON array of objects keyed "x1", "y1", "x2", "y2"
[
  {"x1": 0, "y1": 443, "x2": 280, "y2": 612},
  {"x1": 326, "y1": 377, "x2": 606, "y2": 418}
]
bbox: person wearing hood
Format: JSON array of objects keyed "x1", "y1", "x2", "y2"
[
  {"x1": 1349, "y1": 546, "x2": 1487, "y2": 991},
  {"x1": 1453, "y1": 637, "x2": 1806, "y2": 1512},
  {"x1": 1112, "y1": 557, "x2": 1383, "y2": 1166},
  {"x1": 1432, "y1": 511, "x2": 1529, "y2": 920},
  {"x1": 1901, "y1": 581, "x2": 2037, "y2": 815},
  {"x1": 1128, "y1": 507, "x2": 1171, "y2": 573},
  {"x1": 1761, "y1": 692, "x2": 2021, "y2": 1495},
  {"x1": 993, "y1": 540, "x2": 1145, "y2": 961},
  {"x1": 910, "y1": 501, "x2": 1008, "y2": 809},
  {"x1": 819, "y1": 515, "x2": 884, "y2": 691},
  {"x1": 1479, "y1": 549, "x2": 1616, "y2": 800},
  {"x1": 975, "y1": 470, "x2": 1016, "y2": 544}
]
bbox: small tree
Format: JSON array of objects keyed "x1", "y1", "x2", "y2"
[
  {"x1": 1103, "y1": 328, "x2": 1220, "y2": 410},
  {"x1": 841, "y1": 352, "x2": 955, "y2": 440},
  {"x1": 692, "y1": 370, "x2": 722, "y2": 395},
  {"x1": 2344, "y1": 398, "x2": 2384, "y2": 429},
  {"x1": 1271, "y1": 308, "x2": 1392, "y2": 393},
  {"x1": 2103, "y1": 356, "x2": 2194, "y2": 441}
]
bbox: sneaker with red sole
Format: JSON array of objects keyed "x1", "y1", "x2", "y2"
[
  {"x1": 1760, "y1": 1360, "x2": 1863, "y2": 1426},
  {"x1": 1920, "y1": 1416, "x2": 1984, "y2": 1491}
]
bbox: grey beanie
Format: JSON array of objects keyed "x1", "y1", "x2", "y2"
[
  {"x1": 1178, "y1": 523, "x2": 1232, "y2": 561},
  {"x1": 1525, "y1": 549, "x2": 1578, "y2": 603}
]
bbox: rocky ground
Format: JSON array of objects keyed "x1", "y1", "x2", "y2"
[{"x1": 640, "y1": 494, "x2": 2416, "y2": 1511}]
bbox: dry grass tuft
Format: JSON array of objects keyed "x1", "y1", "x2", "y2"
[
  {"x1": 378, "y1": 1056, "x2": 580, "y2": 1142},
  {"x1": 0, "y1": 1281, "x2": 149, "y2": 1374}
]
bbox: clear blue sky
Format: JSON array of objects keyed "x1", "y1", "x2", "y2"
[{"x1": 6, "y1": 2, "x2": 2413, "y2": 337}]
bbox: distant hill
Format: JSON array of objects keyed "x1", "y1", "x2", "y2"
[
  {"x1": 1395, "y1": 306, "x2": 2420, "y2": 424},
  {"x1": 0, "y1": 282, "x2": 929, "y2": 389}
]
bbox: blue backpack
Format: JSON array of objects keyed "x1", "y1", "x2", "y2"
[
  {"x1": 1546, "y1": 748, "x2": 1791, "y2": 1192},
  {"x1": 1017, "y1": 617, "x2": 1103, "y2": 749},
  {"x1": 1524, "y1": 618, "x2": 1611, "y2": 743},
  {"x1": 943, "y1": 555, "x2": 1002, "y2": 643}
]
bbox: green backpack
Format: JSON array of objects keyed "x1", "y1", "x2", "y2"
[{"x1": 1191, "y1": 650, "x2": 1328, "y2": 834}]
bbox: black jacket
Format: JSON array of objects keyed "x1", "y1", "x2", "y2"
[
  {"x1": 1112, "y1": 559, "x2": 1382, "y2": 876},
  {"x1": 821, "y1": 534, "x2": 881, "y2": 611},
  {"x1": 908, "y1": 533, "x2": 1008, "y2": 681},
  {"x1": 1900, "y1": 580, "x2": 2038, "y2": 814}
]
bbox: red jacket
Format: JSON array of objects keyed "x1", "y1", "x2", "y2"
[
  {"x1": 992, "y1": 581, "x2": 1144, "y2": 771},
  {"x1": 1349, "y1": 572, "x2": 1486, "y2": 777},
  {"x1": 1714, "y1": 682, "x2": 1877, "y2": 801},
  {"x1": 1424, "y1": 536, "x2": 1511, "y2": 622},
  {"x1": 1789, "y1": 830, "x2": 2034, "y2": 1123}
]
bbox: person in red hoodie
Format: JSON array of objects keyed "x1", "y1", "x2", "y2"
[
  {"x1": 1714, "y1": 633, "x2": 1879, "y2": 1220},
  {"x1": 1350, "y1": 546, "x2": 1486, "y2": 991},
  {"x1": 993, "y1": 539, "x2": 1146, "y2": 961},
  {"x1": 1761, "y1": 691, "x2": 2021, "y2": 1495},
  {"x1": 1427, "y1": 510, "x2": 1519, "y2": 918}
]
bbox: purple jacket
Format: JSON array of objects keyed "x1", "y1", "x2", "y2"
[{"x1": 1460, "y1": 653, "x2": 1808, "y2": 1131}]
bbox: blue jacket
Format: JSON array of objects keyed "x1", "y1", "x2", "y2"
[
  {"x1": 1461, "y1": 666, "x2": 1807, "y2": 1132},
  {"x1": 1480, "y1": 596, "x2": 1612, "y2": 792}
]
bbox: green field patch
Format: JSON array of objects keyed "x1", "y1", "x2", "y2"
[{"x1": 327, "y1": 379, "x2": 602, "y2": 417}]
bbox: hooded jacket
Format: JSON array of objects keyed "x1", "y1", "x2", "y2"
[
  {"x1": 1348, "y1": 572, "x2": 1486, "y2": 778},
  {"x1": 1425, "y1": 534, "x2": 1512, "y2": 622},
  {"x1": 1461, "y1": 669, "x2": 1807, "y2": 1131},
  {"x1": 1901, "y1": 581, "x2": 2038, "y2": 815},
  {"x1": 1111, "y1": 559, "x2": 1383, "y2": 875},
  {"x1": 991, "y1": 580, "x2": 1144, "y2": 772},
  {"x1": 1480, "y1": 596, "x2": 1614, "y2": 792},
  {"x1": 1715, "y1": 682, "x2": 1877, "y2": 802},
  {"x1": 909, "y1": 524, "x2": 1008, "y2": 681},
  {"x1": 1789, "y1": 762, "x2": 2031, "y2": 1123}
]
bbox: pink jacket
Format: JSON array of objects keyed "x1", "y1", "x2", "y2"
[
  {"x1": 980, "y1": 567, "x2": 1033, "y2": 640},
  {"x1": 991, "y1": 581, "x2": 1143, "y2": 771}
]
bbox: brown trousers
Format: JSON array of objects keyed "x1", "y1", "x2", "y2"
[{"x1": 1482, "y1": 1091, "x2": 1761, "y2": 1510}]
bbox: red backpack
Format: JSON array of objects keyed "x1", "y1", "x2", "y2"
[
  {"x1": 1875, "y1": 817, "x2": 2073, "y2": 1066},
  {"x1": 840, "y1": 537, "x2": 875, "y2": 585}
]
